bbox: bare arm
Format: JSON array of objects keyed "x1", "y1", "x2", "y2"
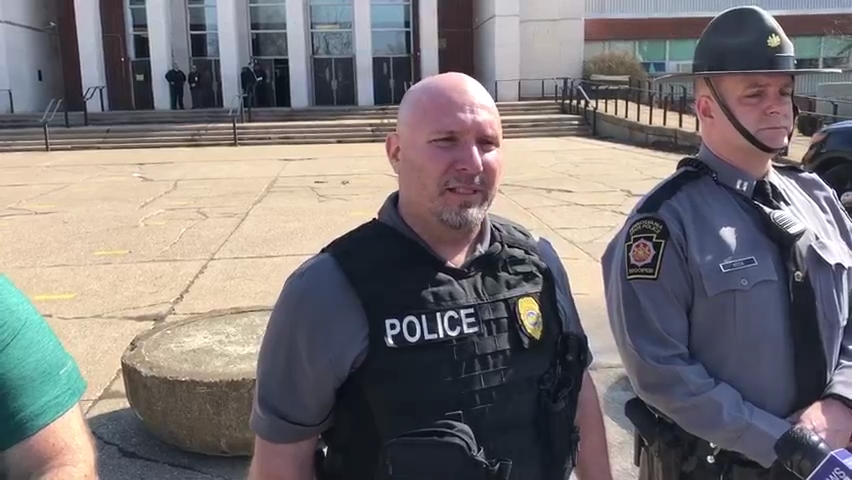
[
  {"x1": 575, "y1": 371, "x2": 613, "y2": 480},
  {"x1": 247, "y1": 436, "x2": 318, "y2": 480},
  {"x1": 3, "y1": 403, "x2": 97, "y2": 479}
]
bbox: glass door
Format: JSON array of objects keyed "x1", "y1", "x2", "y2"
[{"x1": 309, "y1": 0, "x2": 357, "y2": 106}]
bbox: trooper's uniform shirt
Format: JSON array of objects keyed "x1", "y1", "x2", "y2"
[
  {"x1": 602, "y1": 145, "x2": 852, "y2": 469},
  {"x1": 249, "y1": 192, "x2": 593, "y2": 479}
]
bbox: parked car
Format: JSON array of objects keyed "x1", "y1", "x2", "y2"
[{"x1": 800, "y1": 120, "x2": 852, "y2": 213}]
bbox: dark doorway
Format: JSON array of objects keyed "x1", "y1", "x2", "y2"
[
  {"x1": 437, "y1": 0, "x2": 474, "y2": 76},
  {"x1": 190, "y1": 58, "x2": 223, "y2": 108},
  {"x1": 255, "y1": 58, "x2": 291, "y2": 107},
  {"x1": 373, "y1": 57, "x2": 412, "y2": 105},
  {"x1": 313, "y1": 57, "x2": 356, "y2": 106},
  {"x1": 131, "y1": 59, "x2": 154, "y2": 110},
  {"x1": 101, "y1": 34, "x2": 133, "y2": 110}
]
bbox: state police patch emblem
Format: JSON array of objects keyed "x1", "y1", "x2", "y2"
[
  {"x1": 517, "y1": 296, "x2": 543, "y2": 340},
  {"x1": 625, "y1": 216, "x2": 669, "y2": 281}
]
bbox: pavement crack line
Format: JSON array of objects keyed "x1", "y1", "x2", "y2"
[
  {"x1": 138, "y1": 180, "x2": 179, "y2": 209},
  {"x1": 94, "y1": 433, "x2": 230, "y2": 480},
  {"x1": 4, "y1": 182, "x2": 74, "y2": 210},
  {"x1": 497, "y1": 189, "x2": 598, "y2": 263},
  {"x1": 159, "y1": 214, "x2": 208, "y2": 255},
  {"x1": 162, "y1": 175, "x2": 279, "y2": 320}
]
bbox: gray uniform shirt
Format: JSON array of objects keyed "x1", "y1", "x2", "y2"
[
  {"x1": 602, "y1": 144, "x2": 852, "y2": 468},
  {"x1": 250, "y1": 192, "x2": 593, "y2": 444}
]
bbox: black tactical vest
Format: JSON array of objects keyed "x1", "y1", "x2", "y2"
[{"x1": 317, "y1": 216, "x2": 589, "y2": 480}]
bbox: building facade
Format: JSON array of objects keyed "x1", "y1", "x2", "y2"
[
  {"x1": 584, "y1": 0, "x2": 852, "y2": 91},
  {"x1": 0, "y1": 0, "x2": 583, "y2": 113}
]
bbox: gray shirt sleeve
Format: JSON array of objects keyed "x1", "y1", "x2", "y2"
[
  {"x1": 537, "y1": 236, "x2": 594, "y2": 369},
  {"x1": 250, "y1": 253, "x2": 368, "y2": 444},
  {"x1": 821, "y1": 184, "x2": 852, "y2": 402},
  {"x1": 601, "y1": 210, "x2": 791, "y2": 468}
]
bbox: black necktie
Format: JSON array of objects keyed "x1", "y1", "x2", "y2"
[
  {"x1": 753, "y1": 179, "x2": 827, "y2": 412},
  {"x1": 754, "y1": 179, "x2": 782, "y2": 210}
]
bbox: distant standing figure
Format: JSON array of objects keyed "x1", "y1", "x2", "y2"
[
  {"x1": 165, "y1": 63, "x2": 186, "y2": 110},
  {"x1": 188, "y1": 64, "x2": 202, "y2": 109}
]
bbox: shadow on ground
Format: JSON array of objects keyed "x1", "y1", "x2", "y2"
[
  {"x1": 602, "y1": 371, "x2": 636, "y2": 433},
  {"x1": 86, "y1": 373, "x2": 636, "y2": 480},
  {"x1": 90, "y1": 408, "x2": 250, "y2": 480}
]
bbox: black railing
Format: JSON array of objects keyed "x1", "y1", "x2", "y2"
[
  {"x1": 227, "y1": 93, "x2": 246, "y2": 146},
  {"x1": 560, "y1": 79, "x2": 598, "y2": 136},
  {"x1": 494, "y1": 78, "x2": 566, "y2": 101},
  {"x1": 0, "y1": 89, "x2": 14, "y2": 113},
  {"x1": 81, "y1": 86, "x2": 106, "y2": 126},
  {"x1": 793, "y1": 94, "x2": 852, "y2": 136},
  {"x1": 41, "y1": 98, "x2": 69, "y2": 151},
  {"x1": 574, "y1": 77, "x2": 694, "y2": 131}
]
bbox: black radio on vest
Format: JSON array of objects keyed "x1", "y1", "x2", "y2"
[{"x1": 313, "y1": 216, "x2": 590, "y2": 480}]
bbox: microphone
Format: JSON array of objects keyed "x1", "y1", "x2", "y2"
[{"x1": 774, "y1": 425, "x2": 852, "y2": 479}]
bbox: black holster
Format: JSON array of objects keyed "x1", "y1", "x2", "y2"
[
  {"x1": 626, "y1": 397, "x2": 738, "y2": 480},
  {"x1": 536, "y1": 334, "x2": 588, "y2": 480}
]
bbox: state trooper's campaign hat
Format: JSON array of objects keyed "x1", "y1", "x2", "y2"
[{"x1": 655, "y1": 5, "x2": 841, "y2": 81}]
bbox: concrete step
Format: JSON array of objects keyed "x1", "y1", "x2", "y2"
[
  {"x1": 0, "y1": 115, "x2": 583, "y2": 140},
  {"x1": 0, "y1": 108, "x2": 589, "y2": 152},
  {"x1": 0, "y1": 101, "x2": 565, "y2": 128},
  {"x1": 0, "y1": 127, "x2": 590, "y2": 152},
  {"x1": 0, "y1": 123, "x2": 588, "y2": 147}
]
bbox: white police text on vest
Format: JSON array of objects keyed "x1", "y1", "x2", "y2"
[{"x1": 384, "y1": 308, "x2": 481, "y2": 347}]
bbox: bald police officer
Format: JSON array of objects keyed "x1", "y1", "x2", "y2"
[
  {"x1": 601, "y1": 6, "x2": 851, "y2": 480},
  {"x1": 247, "y1": 72, "x2": 614, "y2": 480}
]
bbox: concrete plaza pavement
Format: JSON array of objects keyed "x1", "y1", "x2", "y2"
[{"x1": 0, "y1": 137, "x2": 686, "y2": 478}]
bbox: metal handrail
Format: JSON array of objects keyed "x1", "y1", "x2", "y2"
[
  {"x1": 41, "y1": 98, "x2": 69, "y2": 151},
  {"x1": 576, "y1": 78, "x2": 692, "y2": 130},
  {"x1": 561, "y1": 79, "x2": 598, "y2": 136},
  {"x1": 81, "y1": 86, "x2": 106, "y2": 126},
  {"x1": 227, "y1": 93, "x2": 245, "y2": 146},
  {"x1": 494, "y1": 77, "x2": 568, "y2": 101},
  {"x1": 0, "y1": 89, "x2": 14, "y2": 113}
]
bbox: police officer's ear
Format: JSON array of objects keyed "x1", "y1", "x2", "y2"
[
  {"x1": 386, "y1": 133, "x2": 402, "y2": 174},
  {"x1": 695, "y1": 94, "x2": 716, "y2": 122}
]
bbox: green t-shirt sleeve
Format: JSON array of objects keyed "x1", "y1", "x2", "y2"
[{"x1": 0, "y1": 275, "x2": 87, "y2": 452}]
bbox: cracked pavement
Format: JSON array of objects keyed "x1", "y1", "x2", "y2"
[{"x1": 0, "y1": 137, "x2": 685, "y2": 478}]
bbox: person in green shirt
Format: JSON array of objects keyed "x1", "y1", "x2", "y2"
[{"x1": 0, "y1": 274, "x2": 97, "y2": 479}]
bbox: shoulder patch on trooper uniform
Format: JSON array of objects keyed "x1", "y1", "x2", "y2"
[
  {"x1": 625, "y1": 216, "x2": 670, "y2": 281},
  {"x1": 516, "y1": 296, "x2": 543, "y2": 340}
]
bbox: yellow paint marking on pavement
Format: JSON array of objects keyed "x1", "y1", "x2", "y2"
[
  {"x1": 93, "y1": 250, "x2": 130, "y2": 256},
  {"x1": 33, "y1": 293, "x2": 77, "y2": 301}
]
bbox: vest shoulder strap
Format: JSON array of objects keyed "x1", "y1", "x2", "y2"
[
  {"x1": 489, "y1": 215, "x2": 540, "y2": 256},
  {"x1": 636, "y1": 159, "x2": 706, "y2": 215}
]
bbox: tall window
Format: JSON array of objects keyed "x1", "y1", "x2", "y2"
[
  {"x1": 309, "y1": 0, "x2": 356, "y2": 106},
  {"x1": 187, "y1": 0, "x2": 222, "y2": 107},
  {"x1": 823, "y1": 36, "x2": 851, "y2": 69},
  {"x1": 249, "y1": 0, "x2": 290, "y2": 107},
  {"x1": 637, "y1": 39, "x2": 666, "y2": 73},
  {"x1": 127, "y1": 0, "x2": 154, "y2": 109},
  {"x1": 371, "y1": 0, "x2": 413, "y2": 105},
  {"x1": 249, "y1": 0, "x2": 287, "y2": 57},
  {"x1": 667, "y1": 39, "x2": 696, "y2": 74},
  {"x1": 792, "y1": 36, "x2": 821, "y2": 69}
]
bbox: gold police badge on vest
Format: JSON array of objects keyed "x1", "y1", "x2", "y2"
[{"x1": 517, "y1": 296, "x2": 543, "y2": 340}]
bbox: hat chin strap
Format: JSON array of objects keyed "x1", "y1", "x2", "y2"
[{"x1": 703, "y1": 77, "x2": 791, "y2": 156}]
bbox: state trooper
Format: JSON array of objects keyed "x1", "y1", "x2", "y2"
[
  {"x1": 601, "y1": 6, "x2": 852, "y2": 480},
  {"x1": 246, "y1": 72, "x2": 614, "y2": 480}
]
